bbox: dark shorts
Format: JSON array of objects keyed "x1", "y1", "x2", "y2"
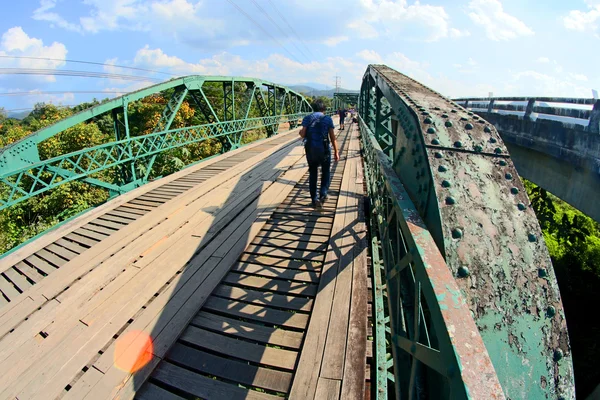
[{"x1": 340, "y1": 117, "x2": 345, "y2": 123}]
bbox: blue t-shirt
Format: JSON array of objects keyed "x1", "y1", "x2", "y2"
[{"x1": 302, "y1": 112, "x2": 334, "y2": 139}]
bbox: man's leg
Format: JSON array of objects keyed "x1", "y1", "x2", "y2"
[
  {"x1": 308, "y1": 160, "x2": 319, "y2": 206},
  {"x1": 320, "y1": 155, "x2": 331, "y2": 201}
]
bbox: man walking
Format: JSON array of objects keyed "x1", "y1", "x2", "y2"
[
  {"x1": 337, "y1": 108, "x2": 346, "y2": 130},
  {"x1": 300, "y1": 100, "x2": 340, "y2": 209}
]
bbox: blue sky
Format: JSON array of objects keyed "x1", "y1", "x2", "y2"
[{"x1": 0, "y1": 0, "x2": 599, "y2": 111}]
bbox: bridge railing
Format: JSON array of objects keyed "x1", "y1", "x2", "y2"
[
  {"x1": 453, "y1": 96, "x2": 600, "y2": 133},
  {"x1": 359, "y1": 116, "x2": 504, "y2": 399}
]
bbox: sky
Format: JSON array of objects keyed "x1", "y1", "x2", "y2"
[{"x1": 0, "y1": 0, "x2": 599, "y2": 112}]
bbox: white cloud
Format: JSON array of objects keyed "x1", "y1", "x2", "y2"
[
  {"x1": 323, "y1": 36, "x2": 349, "y2": 46},
  {"x1": 31, "y1": 0, "x2": 228, "y2": 46},
  {"x1": 537, "y1": 57, "x2": 550, "y2": 63},
  {"x1": 509, "y1": 70, "x2": 591, "y2": 97},
  {"x1": 347, "y1": 0, "x2": 458, "y2": 42},
  {"x1": 569, "y1": 73, "x2": 588, "y2": 82},
  {"x1": 0, "y1": 27, "x2": 68, "y2": 82},
  {"x1": 467, "y1": 0, "x2": 534, "y2": 41},
  {"x1": 33, "y1": 0, "x2": 82, "y2": 32},
  {"x1": 450, "y1": 28, "x2": 471, "y2": 38},
  {"x1": 356, "y1": 49, "x2": 383, "y2": 63},
  {"x1": 563, "y1": 0, "x2": 600, "y2": 33}
]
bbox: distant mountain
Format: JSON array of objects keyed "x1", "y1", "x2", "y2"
[
  {"x1": 289, "y1": 85, "x2": 359, "y2": 98},
  {"x1": 6, "y1": 110, "x2": 31, "y2": 120}
]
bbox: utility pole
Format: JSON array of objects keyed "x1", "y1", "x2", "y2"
[{"x1": 334, "y1": 76, "x2": 341, "y2": 93}]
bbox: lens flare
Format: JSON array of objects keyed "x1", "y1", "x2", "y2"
[{"x1": 114, "y1": 330, "x2": 154, "y2": 373}]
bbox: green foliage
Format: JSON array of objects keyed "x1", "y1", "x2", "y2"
[{"x1": 524, "y1": 179, "x2": 600, "y2": 397}]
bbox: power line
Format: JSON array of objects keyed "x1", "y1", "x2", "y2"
[
  {"x1": 225, "y1": 0, "x2": 303, "y2": 64},
  {"x1": 249, "y1": 0, "x2": 310, "y2": 62},
  {"x1": 0, "y1": 91, "x2": 128, "y2": 97},
  {"x1": 335, "y1": 76, "x2": 341, "y2": 93},
  {"x1": 0, "y1": 68, "x2": 162, "y2": 82},
  {"x1": 0, "y1": 55, "x2": 175, "y2": 77},
  {"x1": 266, "y1": 0, "x2": 319, "y2": 60}
]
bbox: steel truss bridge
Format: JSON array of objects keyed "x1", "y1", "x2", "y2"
[{"x1": 0, "y1": 66, "x2": 574, "y2": 400}]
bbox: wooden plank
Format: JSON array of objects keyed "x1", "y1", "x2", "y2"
[
  {"x1": 223, "y1": 272, "x2": 317, "y2": 297},
  {"x1": 191, "y1": 311, "x2": 304, "y2": 349},
  {"x1": 64, "y1": 233, "x2": 97, "y2": 248},
  {"x1": 315, "y1": 377, "x2": 341, "y2": 400},
  {"x1": 341, "y1": 131, "x2": 369, "y2": 400},
  {"x1": 98, "y1": 213, "x2": 136, "y2": 225},
  {"x1": 73, "y1": 228, "x2": 107, "y2": 241},
  {"x1": 136, "y1": 382, "x2": 185, "y2": 400},
  {"x1": 203, "y1": 296, "x2": 308, "y2": 330},
  {"x1": 179, "y1": 326, "x2": 298, "y2": 371},
  {"x1": 93, "y1": 218, "x2": 126, "y2": 230},
  {"x1": 271, "y1": 212, "x2": 334, "y2": 223},
  {"x1": 36, "y1": 249, "x2": 66, "y2": 267},
  {"x1": 82, "y1": 223, "x2": 117, "y2": 236},
  {"x1": 114, "y1": 205, "x2": 148, "y2": 216},
  {"x1": 120, "y1": 202, "x2": 152, "y2": 211},
  {"x1": 213, "y1": 284, "x2": 312, "y2": 312},
  {"x1": 289, "y1": 127, "x2": 352, "y2": 400},
  {"x1": 255, "y1": 230, "x2": 328, "y2": 243},
  {"x1": 4, "y1": 268, "x2": 32, "y2": 292},
  {"x1": 127, "y1": 199, "x2": 161, "y2": 208},
  {"x1": 265, "y1": 218, "x2": 332, "y2": 231},
  {"x1": 244, "y1": 244, "x2": 325, "y2": 262},
  {"x1": 167, "y1": 343, "x2": 293, "y2": 393},
  {"x1": 321, "y1": 132, "x2": 362, "y2": 380},
  {"x1": 239, "y1": 250, "x2": 323, "y2": 271},
  {"x1": 0, "y1": 276, "x2": 20, "y2": 299},
  {"x1": 137, "y1": 194, "x2": 169, "y2": 203},
  {"x1": 150, "y1": 362, "x2": 278, "y2": 400},
  {"x1": 15, "y1": 261, "x2": 45, "y2": 283},
  {"x1": 232, "y1": 261, "x2": 319, "y2": 283},
  {"x1": 55, "y1": 238, "x2": 88, "y2": 255},
  {"x1": 46, "y1": 243, "x2": 78, "y2": 261},
  {"x1": 261, "y1": 223, "x2": 331, "y2": 237},
  {"x1": 251, "y1": 236, "x2": 327, "y2": 252}
]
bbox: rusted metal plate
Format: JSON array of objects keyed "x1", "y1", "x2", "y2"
[{"x1": 366, "y1": 64, "x2": 574, "y2": 399}]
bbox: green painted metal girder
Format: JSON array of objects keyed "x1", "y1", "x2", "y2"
[
  {"x1": 359, "y1": 116, "x2": 504, "y2": 399},
  {"x1": 333, "y1": 92, "x2": 359, "y2": 110},
  {"x1": 360, "y1": 64, "x2": 575, "y2": 399},
  {"x1": 0, "y1": 75, "x2": 312, "y2": 211}
]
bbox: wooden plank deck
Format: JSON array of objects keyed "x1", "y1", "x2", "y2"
[{"x1": 0, "y1": 120, "x2": 371, "y2": 400}]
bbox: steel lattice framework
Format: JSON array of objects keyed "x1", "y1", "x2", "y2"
[
  {"x1": 333, "y1": 92, "x2": 359, "y2": 110},
  {"x1": 360, "y1": 65, "x2": 574, "y2": 399},
  {"x1": 0, "y1": 76, "x2": 312, "y2": 211}
]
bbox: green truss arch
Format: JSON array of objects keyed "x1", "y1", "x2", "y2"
[{"x1": 0, "y1": 76, "x2": 313, "y2": 211}]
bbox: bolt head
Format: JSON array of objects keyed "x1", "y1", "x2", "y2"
[
  {"x1": 528, "y1": 233, "x2": 537, "y2": 242},
  {"x1": 438, "y1": 165, "x2": 448, "y2": 172},
  {"x1": 432, "y1": 139, "x2": 440, "y2": 145},
  {"x1": 446, "y1": 196, "x2": 456, "y2": 205},
  {"x1": 505, "y1": 173, "x2": 513, "y2": 180},
  {"x1": 484, "y1": 126, "x2": 492, "y2": 133},
  {"x1": 445, "y1": 120, "x2": 453, "y2": 127},
  {"x1": 442, "y1": 180, "x2": 451, "y2": 188},
  {"x1": 442, "y1": 114, "x2": 448, "y2": 118},
  {"x1": 490, "y1": 138, "x2": 497, "y2": 143},
  {"x1": 499, "y1": 160, "x2": 507, "y2": 166},
  {"x1": 538, "y1": 268, "x2": 548, "y2": 278},
  {"x1": 452, "y1": 228, "x2": 463, "y2": 239},
  {"x1": 474, "y1": 145, "x2": 483, "y2": 152},
  {"x1": 454, "y1": 141, "x2": 462, "y2": 148},
  {"x1": 434, "y1": 152, "x2": 443, "y2": 159},
  {"x1": 546, "y1": 306, "x2": 556, "y2": 317},
  {"x1": 494, "y1": 147, "x2": 503, "y2": 154},
  {"x1": 465, "y1": 123, "x2": 474, "y2": 130},
  {"x1": 424, "y1": 117, "x2": 433, "y2": 124},
  {"x1": 458, "y1": 266, "x2": 470, "y2": 277},
  {"x1": 511, "y1": 187, "x2": 519, "y2": 195},
  {"x1": 427, "y1": 127, "x2": 436, "y2": 134},
  {"x1": 554, "y1": 349, "x2": 564, "y2": 362},
  {"x1": 518, "y1": 203, "x2": 526, "y2": 211}
]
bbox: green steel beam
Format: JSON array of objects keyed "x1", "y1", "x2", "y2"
[
  {"x1": 360, "y1": 64, "x2": 575, "y2": 399},
  {"x1": 0, "y1": 75, "x2": 311, "y2": 211}
]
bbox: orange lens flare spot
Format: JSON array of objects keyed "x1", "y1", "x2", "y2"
[{"x1": 114, "y1": 330, "x2": 154, "y2": 373}]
